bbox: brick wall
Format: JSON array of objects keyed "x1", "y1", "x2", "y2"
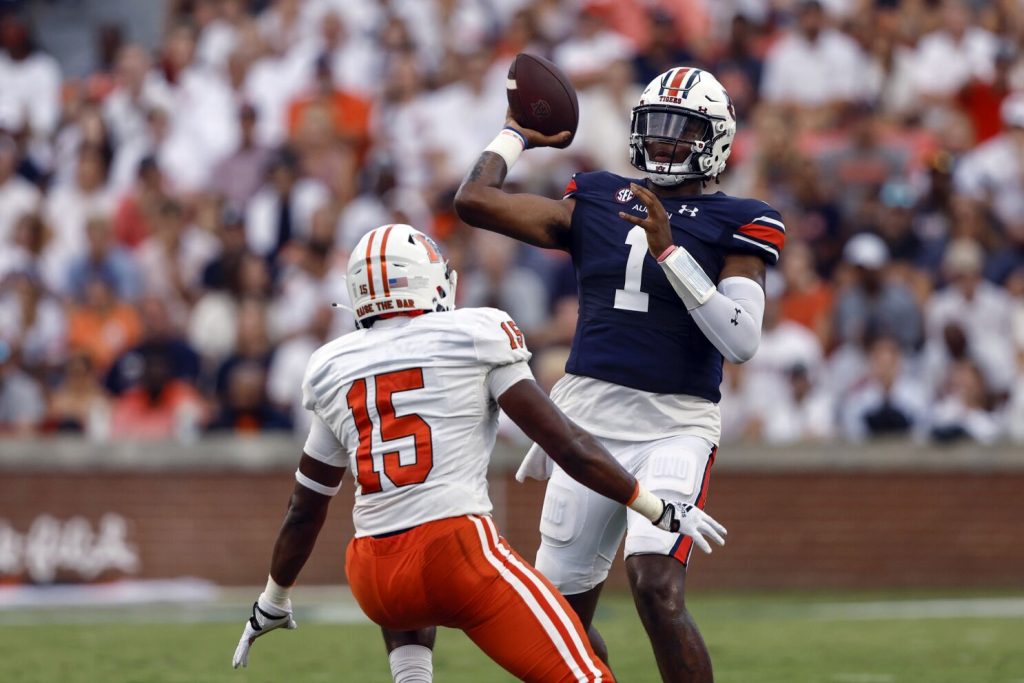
[{"x1": 2, "y1": 469, "x2": 1021, "y2": 588}]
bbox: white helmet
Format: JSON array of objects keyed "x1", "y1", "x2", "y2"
[
  {"x1": 629, "y1": 67, "x2": 737, "y2": 186},
  {"x1": 346, "y1": 224, "x2": 457, "y2": 328}
]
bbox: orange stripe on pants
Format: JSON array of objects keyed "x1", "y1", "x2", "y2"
[{"x1": 346, "y1": 515, "x2": 614, "y2": 682}]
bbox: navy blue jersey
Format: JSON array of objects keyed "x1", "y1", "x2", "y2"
[{"x1": 563, "y1": 171, "x2": 785, "y2": 402}]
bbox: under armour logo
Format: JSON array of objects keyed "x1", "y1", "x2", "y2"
[
  {"x1": 698, "y1": 106, "x2": 708, "y2": 113},
  {"x1": 730, "y1": 308, "x2": 740, "y2": 325},
  {"x1": 678, "y1": 205, "x2": 699, "y2": 217}
]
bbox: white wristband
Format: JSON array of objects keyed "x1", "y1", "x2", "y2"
[
  {"x1": 628, "y1": 484, "x2": 665, "y2": 522},
  {"x1": 263, "y1": 574, "x2": 292, "y2": 608},
  {"x1": 483, "y1": 127, "x2": 527, "y2": 171}
]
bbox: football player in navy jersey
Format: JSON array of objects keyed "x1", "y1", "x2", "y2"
[{"x1": 455, "y1": 67, "x2": 784, "y2": 682}]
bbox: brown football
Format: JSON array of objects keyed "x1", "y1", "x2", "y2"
[{"x1": 507, "y1": 53, "x2": 578, "y2": 148}]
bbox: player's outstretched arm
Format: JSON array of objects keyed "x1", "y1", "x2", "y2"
[
  {"x1": 498, "y1": 378, "x2": 726, "y2": 550},
  {"x1": 454, "y1": 118, "x2": 574, "y2": 250},
  {"x1": 232, "y1": 454, "x2": 345, "y2": 669}
]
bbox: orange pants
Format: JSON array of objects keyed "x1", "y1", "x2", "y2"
[{"x1": 346, "y1": 514, "x2": 614, "y2": 682}]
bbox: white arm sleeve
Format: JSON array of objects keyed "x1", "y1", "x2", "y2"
[{"x1": 689, "y1": 276, "x2": 766, "y2": 364}]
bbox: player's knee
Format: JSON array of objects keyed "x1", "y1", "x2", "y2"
[{"x1": 627, "y1": 558, "x2": 687, "y2": 614}]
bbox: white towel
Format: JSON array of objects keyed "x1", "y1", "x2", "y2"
[{"x1": 515, "y1": 443, "x2": 554, "y2": 482}]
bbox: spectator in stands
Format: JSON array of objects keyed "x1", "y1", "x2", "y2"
[
  {"x1": 47, "y1": 351, "x2": 111, "y2": 438},
  {"x1": 67, "y1": 216, "x2": 141, "y2": 301},
  {"x1": 102, "y1": 45, "x2": 172, "y2": 153},
  {"x1": 112, "y1": 154, "x2": 167, "y2": 248},
  {"x1": 423, "y1": 47, "x2": 507, "y2": 191},
  {"x1": 924, "y1": 238, "x2": 1015, "y2": 397},
  {"x1": 458, "y1": 230, "x2": 550, "y2": 338},
  {"x1": 928, "y1": 359, "x2": 1002, "y2": 444},
  {"x1": 955, "y1": 92, "x2": 1024, "y2": 238},
  {"x1": 270, "y1": 209, "x2": 351, "y2": 340},
  {"x1": 833, "y1": 232, "x2": 923, "y2": 352},
  {"x1": 212, "y1": 299, "x2": 274, "y2": 402},
  {"x1": 105, "y1": 296, "x2": 200, "y2": 396},
  {"x1": 861, "y1": 0, "x2": 920, "y2": 118},
  {"x1": 912, "y1": 0, "x2": 997, "y2": 105},
  {"x1": 553, "y1": 4, "x2": 634, "y2": 90},
  {"x1": 136, "y1": 199, "x2": 218, "y2": 322},
  {"x1": 43, "y1": 144, "x2": 115, "y2": 282},
  {"x1": 267, "y1": 304, "x2": 333, "y2": 432},
  {"x1": 207, "y1": 360, "x2": 291, "y2": 433},
  {"x1": 0, "y1": 272, "x2": 65, "y2": 373},
  {"x1": 66, "y1": 274, "x2": 142, "y2": 373},
  {"x1": 760, "y1": 0, "x2": 870, "y2": 120},
  {"x1": 0, "y1": 15, "x2": 62, "y2": 140},
  {"x1": 108, "y1": 341, "x2": 206, "y2": 440},
  {"x1": 0, "y1": 339, "x2": 45, "y2": 435},
  {"x1": 742, "y1": 272, "x2": 834, "y2": 444},
  {"x1": 958, "y1": 41, "x2": 1016, "y2": 144},
  {"x1": 779, "y1": 240, "x2": 834, "y2": 345},
  {"x1": 0, "y1": 212, "x2": 51, "y2": 287},
  {"x1": 841, "y1": 335, "x2": 929, "y2": 441},
  {"x1": 212, "y1": 104, "x2": 272, "y2": 210},
  {"x1": 245, "y1": 147, "x2": 328, "y2": 264},
  {"x1": 286, "y1": 53, "x2": 371, "y2": 162},
  {"x1": 574, "y1": 58, "x2": 642, "y2": 176},
  {"x1": 0, "y1": 133, "x2": 40, "y2": 246}
]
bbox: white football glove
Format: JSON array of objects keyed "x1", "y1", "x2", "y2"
[
  {"x1": 653, "y1": 501, "x2": 727, "y2": 554},
  {"x1": 231, "y1": 594, "x2": 297, "y2": 669}
]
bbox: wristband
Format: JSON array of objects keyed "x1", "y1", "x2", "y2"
[
  {"x1": 483, "y1": 127, "x2": 527, "y2": 171},
  {"x1": 263, "y1": 574, "x2": 292, "y2": 609},
  {"x1": 627, "y1": 483, "x2": 665, "y2": 522},
  {"x1": 657, "y1": 244, "x2": 677, "y2": 262}
]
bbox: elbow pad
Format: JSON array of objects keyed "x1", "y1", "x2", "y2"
[{"x1": 690, "y1": 277, "x2": 766, "y2": 363}]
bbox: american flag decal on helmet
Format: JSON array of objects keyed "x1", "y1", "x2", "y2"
[{"x1": 660, "y1": 67, "x2": 701, "y2": 99}]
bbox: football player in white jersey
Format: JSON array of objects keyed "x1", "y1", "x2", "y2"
[{"x1": 231, "y1": 224, "x2": 726, "y2": 682}]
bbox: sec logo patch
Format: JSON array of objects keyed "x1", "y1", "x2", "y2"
[{"x1": 615, "y1": 188, "x2": 634, "y2": 203}]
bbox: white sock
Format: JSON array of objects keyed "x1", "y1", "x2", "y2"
[{"x1": 388, "y1": 644, "x2": 433, "y2": 683}]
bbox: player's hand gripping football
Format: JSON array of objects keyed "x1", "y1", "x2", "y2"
[
  {"x1": 618, "y1": 182, "x2": 673, "y2": 258},
  {"x1": 231, "y1": 593, "x2": 297, "y2": 668},
  {"x1": 653, "y1": 501, "x2": 727, "y2": 554},
  {"x1": 505, "y1": 109, "x2": 572, "y2": 149}
]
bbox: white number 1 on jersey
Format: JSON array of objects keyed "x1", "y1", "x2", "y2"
[{"x1": 613, "y1": 226, "x2": 650, "y2": 312}]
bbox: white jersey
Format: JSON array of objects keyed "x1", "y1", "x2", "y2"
[{"x1": 300, "y1": 307, "x2": 533, "y2": 537}]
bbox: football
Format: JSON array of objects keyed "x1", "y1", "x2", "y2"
[{"x1": 506, "y1": 53, "x2": 579, "y2": 148}]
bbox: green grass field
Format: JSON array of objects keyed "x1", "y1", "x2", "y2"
[{"x1": 3, "y1": 589, "x2": 1023, "y2": 682}]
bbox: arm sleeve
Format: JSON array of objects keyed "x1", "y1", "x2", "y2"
[
  {"x1": 689, "y1": 276, "x2": 766, "y2": 364},
  {"x1": 302, "y1": 414, "x2": 348, "y2": 468},
  {"x1": 485, "y1": 360, "x2": 535, "y2": 401}
]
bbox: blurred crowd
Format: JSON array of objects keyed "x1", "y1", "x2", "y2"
[{"x1": 4, "y1": 0, "x2": 1024, "y2": 446}]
